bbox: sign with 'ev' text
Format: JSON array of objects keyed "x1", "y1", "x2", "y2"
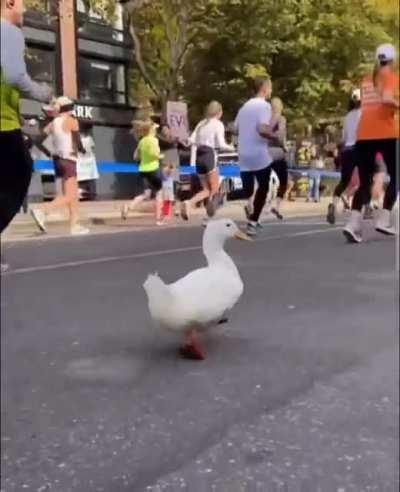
[{"x1": 166, "y1": 101, "x2": 189, "y2": 141}]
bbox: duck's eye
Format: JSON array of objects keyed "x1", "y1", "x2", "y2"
[{"x1": 226, "y1": 223, "x2": 231, "y2": 228}]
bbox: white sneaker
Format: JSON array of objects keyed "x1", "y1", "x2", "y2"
[
  {"x1": 70, "y1": 225, "x2": 90, "y2": 236},
  {"x1": 30, "y1": 208, "x2": 47, "y2": 232},
  {"x1": 343, "y1": 210, "x2": 362, "y2": 243},
  {"x1": 375, "y1": 209, "x2": 396, "y2": 236},
  {"x1": 1, "y1": 263, "x2": 9, "y2": 274},
  {"x1": 202, "y1": 218, "x2": 209, "y2": 228}
]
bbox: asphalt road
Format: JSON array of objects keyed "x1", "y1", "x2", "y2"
[{"x1": 1, "y1": 216, "x2": 398, "y2": 492}]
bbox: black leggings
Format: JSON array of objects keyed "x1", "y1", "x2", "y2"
[
  {"x1": 352, "y1": 139, "x2": 398, "y2": 212},
  {"x1": 0, "y1": 130, "x2": 33, "y2": 234},
  {"x1": 270, "y1": 159, "x2": 288, "y2": 199},
  {"x1": 240, "y1": 166, "x2": 271, "y2": 222},
  {"x1": 334, "y1": 146, "x2": 357, "y2": 198}
]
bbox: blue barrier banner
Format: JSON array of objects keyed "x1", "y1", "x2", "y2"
[{"x1": 33, "y1": 160, "x2": 340, "y2": 179}]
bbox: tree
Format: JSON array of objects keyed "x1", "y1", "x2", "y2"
[{"x1": 124, "y1": 0, "x2": 219, "y2": 111}]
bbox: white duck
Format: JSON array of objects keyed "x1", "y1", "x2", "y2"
[{"x1": 143, "y1": 219, "x2": 250, "y2": 359}]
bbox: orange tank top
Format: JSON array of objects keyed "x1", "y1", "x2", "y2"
[{"x1": 357, "y1": 67, "x2": 399, "y2": 141}]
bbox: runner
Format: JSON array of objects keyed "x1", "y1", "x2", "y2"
[
  {"x1": 343, "y1": 44, "x2": 399, "y2": 242},
  {"x1": 1, "y1": 0, "x2": 52, "y2": 270},
  {"x1": 121, "y1": 120, "x2": 164, "y2": 225},
  {"x1": 30, "y1": 97, "x2": 90, "y2": 235},
  {"x1": 327, "y1": 90, "x2": 361, "y2": 224},
  {"x1": 180, "y1": 101, "x2": 234, "y2": 223},
  {"x1": 268, "y1": 97, "x2": 288, "y2": 220},
  {"x1": 234, "y1": 77, "x2": 273, "y2": 236}
]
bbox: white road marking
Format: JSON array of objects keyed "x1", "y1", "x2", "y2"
[{"x1": 3, "y1": 226, "x2": 341, "y2": 276}]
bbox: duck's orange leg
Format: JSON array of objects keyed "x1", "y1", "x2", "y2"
[{"x1": 179, "y1": 329, "x2": 205, "y2": 360}]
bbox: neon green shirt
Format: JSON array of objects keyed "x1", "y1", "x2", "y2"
[
  {"x1": 137, "y1": 135, "x2": 161, "y2": 173},
  {"x1": 0, "y1": 71, "x2": 21, "y2": 131}
]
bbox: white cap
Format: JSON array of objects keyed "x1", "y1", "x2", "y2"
[
  {"x1": 351, "y1": 88, "x2": 361, "y2": 101},
  {"x1": 376, "y1": 43, "x2": 396, "y2": 62},
  {"x1": 55, "y1": 96, "x2": 74, "y2": 111}
]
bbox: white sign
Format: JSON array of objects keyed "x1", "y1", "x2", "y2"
[
  {"x1": 73, "y1": 105, "x2": 93, "y2": 119},
  {"x1": 166, "y1": 101, "x2": 189, "y2": 141}
]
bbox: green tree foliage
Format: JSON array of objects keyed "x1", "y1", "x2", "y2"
[{"x1": 124, "y1": 0, "x2": 397, "y2": 125}]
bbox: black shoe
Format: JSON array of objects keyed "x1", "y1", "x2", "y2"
[
  {"x1": 271, "y1": 207, "x2": 283, "y2": 220},
  {"x1": 246, "y1": 222, "x2": 258, "y2": 237},
  {"x1": 327, "y1": 203, "x2": 336, "y2": 225}
]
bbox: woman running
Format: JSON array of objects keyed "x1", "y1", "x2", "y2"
[
  {"x1": 268, "y1": 97, "x2": 288, "y2": 220},
  {"x1": 180, "y1": 101, "x2": 234, "y2": 222},
  {"x1": 343, "y1": 44, "x2": 399, "y2": 242},
  {"x1": 30, "y1": 97, "x2": 89, "y2": 235},
  {"x1": 327, "y1": 90, "x2": 361, "y2": 224}
]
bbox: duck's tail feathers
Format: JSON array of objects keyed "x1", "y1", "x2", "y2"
[{"x1": 143, "y1": 273, "x2": 172, "y2": 306}]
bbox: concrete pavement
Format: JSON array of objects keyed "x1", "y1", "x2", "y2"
[
  {"x1": 1, "y1": 216, "x2": 398, "y2": 491},
  {"x1": 3, "y1": 198, "x2": 333, "y2": 242}
]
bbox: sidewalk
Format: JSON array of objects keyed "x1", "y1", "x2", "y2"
[{"x1": 2, "y1": 198, "x2": 332, "y2": 242}]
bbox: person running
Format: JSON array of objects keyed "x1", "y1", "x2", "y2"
[
  {"x1": 1, "y1": 0, "x2": 52, "y2": 271},
  {"x1": 121, "y1": 120, "x2": 163, "y2": 225},
  {"x1": 180, "y1": 101, "x2": 234, "y2": 222},
  {"x1": 268, "y1": 97, "x2": 288, "y2": 220},
  {"x1": 327, "y1": 90, "x2": 361, "y2": 224},
  {"x1": 234, "y1": 77, "x2": 273, "y2": 236},
  {"x1": 30, "y1": 97, "x2": 89, "y2": 235},
  {"x1": 343, "y1": 44, "x2": 399, "y2": 243},
  {"x1": 0, "y1": 0, "x2": 52, "y2": 232}
]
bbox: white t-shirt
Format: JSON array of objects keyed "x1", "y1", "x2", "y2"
[
  {"x1": 234, "y1": 97, "x2": 272, "y2": 171},
  {"x1": 190, "y1": 118, "x2": 234, "y2": 151},
  {"x1": 342, "y1": 109, "x2": 361, "y2": 148}
]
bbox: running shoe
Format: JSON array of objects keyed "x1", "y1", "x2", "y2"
[
  {"x1": 246, "y1": 222, "x2": 258, "y2": 237},
  {"x1": 156, "y1": 220, "x2": 166, "y2": 226},
  {"x1": 271, "y1": 207, "x2": 283, "y2": 220},
  {"x1": 70, "y1": 225, "x2": 90, "y2": 236},
  {"x1": 375, "y1": 209, "x2": 396, "y2": 236},
  {"x1": 121, "y1": 203, "x2": 129, "y2": 220},
  {"x1": 180, "y1": 201, "x2": 190, "y2": 221},
  {"x1": 363, "y1": 205, "x2": 374, "y2": 220},
  {"x1": 1, "y1": 264, "x2": 9, "y2": 274},
  {"x1": 202, "y1": 218, "x2": 209, "y2": 228},
  {"x1": 343, "y1": 211, "x2": 362, "y2": 243},
  {"x1": 326, "y1": 203, "x2": 336, "y2": 225},
  {"x1": 30, "y1": 208, "x2": 47, "y2": 233},
  {"x1": 256, "y1": 222, "x2": 263, "y2": 230}
]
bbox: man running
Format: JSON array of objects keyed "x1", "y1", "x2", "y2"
[
  {"x1": 234, "y1": 77, "x2": 274, "y2": 236},
  {"x1": 1, "y1": 0, "x2": 52, "y2": 269}
]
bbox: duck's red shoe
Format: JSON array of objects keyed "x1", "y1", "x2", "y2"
[{"x1": 179, "y1": 343, "x2": 205, "y2": 360}]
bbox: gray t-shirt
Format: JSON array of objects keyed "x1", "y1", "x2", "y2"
[
  {"x1": 1, "y1": 19, "x2": 51, "y2": 102},
  {"x1": 234, "y1": 97, "x2": 272, "y2": 171}
]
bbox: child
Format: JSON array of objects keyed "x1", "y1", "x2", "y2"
[
  {"x1": 161, "y1": 163, "x2": 176, "y2": 223},
  {"x1": 121, "y1": 120, "x2": 163, "y2": 225}
]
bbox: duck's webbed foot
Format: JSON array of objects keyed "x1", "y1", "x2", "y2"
[{"x1": 179, "y1": 329, "x2": 205, "y2": 360}]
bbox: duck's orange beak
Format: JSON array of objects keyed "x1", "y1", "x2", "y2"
[{"x1": 234, "y1": 230, "x2": 253, "y2": 241}]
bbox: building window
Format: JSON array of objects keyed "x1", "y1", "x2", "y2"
[
  {"x1": 79, "y1": 57, "x2": 127, "y2": 105},
  {"x1": 25, "y1": 46, "x2": 56, "y2": 90},
  {"x1": 76, "y1": 0, "x2": 124, "y2": 43}
]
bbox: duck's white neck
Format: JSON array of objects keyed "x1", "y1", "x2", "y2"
[{"x1": 203, "y1": 235, "x2": 237, "y2": 271}]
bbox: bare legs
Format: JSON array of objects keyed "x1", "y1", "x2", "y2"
[
  {"x1": 181, "y1": 169, "x2": 220, "y2": 220},
  {"x1": 33, "y1": 176, "x2": 82, "y2": 230}
]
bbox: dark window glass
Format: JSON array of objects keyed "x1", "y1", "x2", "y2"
[
  {"x1": 78, "y1": 57, "x2": 126, "y2": 105},
  {"x1": 25, "y1": 46, "x2": 56, "y2": 89}
]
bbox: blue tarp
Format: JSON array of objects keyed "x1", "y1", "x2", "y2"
[{"x1": 34, "y1": 160, "x2": 341, "y2": 179}]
